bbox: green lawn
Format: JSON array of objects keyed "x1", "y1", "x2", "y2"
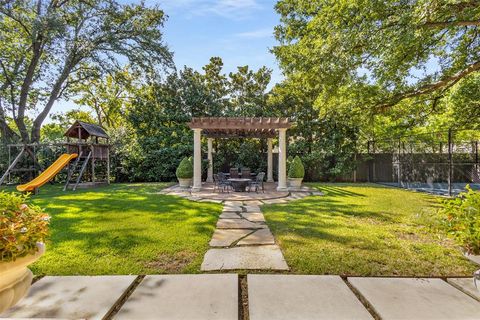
[
  {"x1": 263, "y1": 183, "x2": 478, "y2": 276},
  {"x1": 15, "y1": 183, "x2": 222, "y2": 275}
]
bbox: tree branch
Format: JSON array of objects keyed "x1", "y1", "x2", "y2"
[
  {"x1": 423, "y1": 20, "x2": 480, "y2": 28},
  {"x1": 376, "y1": 60, "x2": 480, "y2": 110}
]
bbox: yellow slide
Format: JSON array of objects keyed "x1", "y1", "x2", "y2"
[{"x1": 17, "y1": 153, "x2": 78, "y2": 192}]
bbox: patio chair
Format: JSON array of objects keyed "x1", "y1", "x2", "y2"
[
  {"x1": 248, "y1": 172, "x2": 265, "y2": 193},
  {"x1": 241, "y1": 168, "x2": 251, "y2": 179},
  {"x1": 230, "y1": 168, "x2": 239, "y2": 178},
  {"x1": 217, "y1": 172, "x2": 231, "y2": 192}
]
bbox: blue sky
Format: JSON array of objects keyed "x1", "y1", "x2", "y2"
[{"x1": 50, "y1": 0, "x2": 281, "y2": 120}]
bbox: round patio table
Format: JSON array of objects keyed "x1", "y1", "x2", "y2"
[{"x1": 228, "y1": 178, "x2": 251, "y2": 192}]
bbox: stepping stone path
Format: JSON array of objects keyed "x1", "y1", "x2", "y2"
[
  {"x1": 202, "y1": 200, "x2": 289, "y2": 271},
  {"x1": 160, "y1": 185, "x2": 323, "y2": 270}
]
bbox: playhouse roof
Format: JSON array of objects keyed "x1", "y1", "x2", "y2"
[{"x1": 64, "y1": 121, "x2": 109, "y2": 140}]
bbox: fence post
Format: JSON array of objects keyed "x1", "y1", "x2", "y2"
[
  {"x1": 448, "y1": 128, "x2": 453, "y2": 196},
  {"x1": 367, "y1": 141, "x2": 371, "y2": 182}
]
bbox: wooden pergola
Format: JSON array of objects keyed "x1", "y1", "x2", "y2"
[{"x1": 188, "y1": 117, "x2": 292, "y2": 191}]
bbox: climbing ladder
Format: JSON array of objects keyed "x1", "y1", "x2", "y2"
[{"x1": 64, "y1": 151, "x2": 91, "y2": 191}]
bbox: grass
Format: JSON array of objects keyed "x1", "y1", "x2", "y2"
[
  {"x1": 12, "y1": 183, "x2": 222, "y2": 275},
  {"x1": 262, "y1": 183, "x2": 478, "y2": 276}
]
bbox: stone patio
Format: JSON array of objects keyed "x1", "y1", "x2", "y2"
[{"x1": 3, "y1": 275, "x2": 479, "y2": 319}]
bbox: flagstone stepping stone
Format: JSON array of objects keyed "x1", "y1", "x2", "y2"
[
  {"x1": 237, "y1": 229, "x2": 275, "y2": 245},
  {"x1": 223, "y1": 205, "x2": 243, "y2": 212},
  {"x1": 217, "y1": 218, "x2": 265, "y2": 229},
  {"x1": 210, "y1": 229, "x2": 254, "y2": 247},
  {"x1": 248, "y1": 275, "x2": 372, "y2": 320},
  {"x1": 349, "y1": 277, "x2": 480, "y2": 320},
  {"x1": 244, "y1": 205, "x2": 261, "y2": 212},
  {"x1": 262, "y1": 198, "x2": 288, "y2": 204},
  {"x1": 115, "y1": 274, "x2": 238, "y2": 320},
  {"x1": 224, "y1": 201, "x2": 242, "y2": 206},
  {"x1": 240, "y1": 212, "x2": 265, "y2": 222},
  {"x1": 447, "y1": 278, "x2": 480, "y2": 301},
  {"x1": 201, "y1": 245, "x2": 288, "y2": 271},
  {"x1": 219, "y1": 211, "x2": 242, "y2": 219},
  {"x1": 1, "y1": 275, "x2": 136, "y2": 319},
  {"x1": 243, "y1": 200, "x2": 263, "y2": 205}
]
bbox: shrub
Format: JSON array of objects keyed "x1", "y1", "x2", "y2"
[
  {"x1": 288, "y1": 156, "x2": 305, "y2": 179},
  {"x1": 437, "y1": 185, "x2": 480, "y2": 254},
  {"x1": 0, "y1": 192, "x2": 49, "y2": 261},
  {"x1": 176, "y1": 157, "x2": 193, "y2": 179}
]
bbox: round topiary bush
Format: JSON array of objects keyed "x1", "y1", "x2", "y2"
[
  {"x1": 176, "y1": 157, "x2": 193, "y2": 179},
  {"x1": 288, "y1": 156, "x2": 305, "y2": 179}
]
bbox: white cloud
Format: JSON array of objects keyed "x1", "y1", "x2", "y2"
[
  {"x1": 235, "y1": 28, "x2": 273, "y2": 39},
  {"x1": 158, "y1": 0, "x2": 262, "y2": 20}
]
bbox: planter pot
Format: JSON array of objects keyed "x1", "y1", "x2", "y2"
[
  {"x1": 0, "y1": 243, "x2": 45, "y2": 313},
  {"x1": 178, "y1": 178, "x2": 192, "y2": 188},
  {"x1": 288, "y1": 178, "x2": 303, "y2": 188}
]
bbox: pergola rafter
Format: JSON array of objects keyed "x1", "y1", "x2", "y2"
[{"x1": 187, "y1": 117, "x2": 292, "y2": 191}]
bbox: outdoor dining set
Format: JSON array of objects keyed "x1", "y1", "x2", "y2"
[{"x1": 213, "y1": 168, "x2": 265, "y2": 193}]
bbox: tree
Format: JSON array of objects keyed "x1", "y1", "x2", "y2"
[
  {"x1": 273, "y1": 0, "x2": 480, "y2": 111},
  {"x1": 0, "y1": 0, "x2": 173, "y2": 144},
  {"x1": 73, "y1": 68, "x2": 134, "y2": 128}
]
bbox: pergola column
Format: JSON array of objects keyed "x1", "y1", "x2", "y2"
[
  {"x1": 277, "y1": 128, "x2": 288, "y2": 191},
  {"x1": 206, "y1": 138, "x2": 214, "y2": 183},
  {"x1": 192, "y1": 128, "x2": 202, "y2": 192},
  {"x1": 267, "y1": 138, "x2": 274, "y2": 182}
]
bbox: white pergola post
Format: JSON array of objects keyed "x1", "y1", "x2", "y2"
[
  {"x1": 192, "y1": 128, "x2": 202, "y2": 192},
  {"x1": 267, "y1": 138, "x2": 274, "y2": 182},
  {"x1": 206, "y1": 138, "x2": 213, "y2": 183},
  {"x1": 277, "y1": 128, "x2": 288, "y2": 191}
]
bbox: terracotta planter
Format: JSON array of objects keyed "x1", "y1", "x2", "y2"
[
  {"x1": 288, "y1": 178, "x2": 303, "y2": 188},
  {"x1": 178, "y1": 178, "x2": 192, "y2": 188},
  {"x1": 0, "y1": 243, "x2": 45, "y2": 313}
]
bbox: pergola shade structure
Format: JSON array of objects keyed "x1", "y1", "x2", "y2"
[{"x1": 188, "y1": 117, "x2": 292, "y2": 191}]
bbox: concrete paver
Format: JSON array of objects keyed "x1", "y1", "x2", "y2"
[
  {"x1": 248, "y1": 275, "x2": 372, "y2": 320},
  {"x1": 447, "y1": 277, "x2": 480, "y2": 301},
  {"x1": 115, "y1": 274, "x2": 238, "y2": 320},
  {"x1": 1, "y1": 276, "x2": 136, "y2": 319},
  {"x1": 349, "y1": 277, "x2": 480, "y2": 320}
]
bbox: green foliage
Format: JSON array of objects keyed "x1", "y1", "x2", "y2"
[
  {"x1": 0, "y1": 192, "x2": 49, "y2": 261},
  {"x1": 437, "y1": 186, "x2": 480, "y2": 254},
  {"x1": 288, "y1": 156, "x2": 305, "y2": 179},
  {"x1": 176, "y1": 157, "x2": 193, "y2": 179}
]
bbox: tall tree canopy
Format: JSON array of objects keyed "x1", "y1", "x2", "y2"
[
  {"x1": 0, "y1": 0, "x2": 173, "y2": 143},
  {"x1": 273, "y1": 0, "x2": 480, "y2": 113}
]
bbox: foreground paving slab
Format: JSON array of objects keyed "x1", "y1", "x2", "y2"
[
  {"x1": 237, "y1": 228, "x2": 275, "y2": 245},
  {"x1": 217, "y1": 218, "x2": 265, "y2": 229},
  {"x1": 447, "y1": 278, "x2": 480, "y2": 301},
  {"x1": 209, "y1": 229, "x2": 254, "y2": 247},
  {"x1": 349, "y1": 277, "x2": 480, "y2": 320},
  {"x1": 1, "y1": 276, "x2": 136, "y2": 319},
  {"x1": 248, "y1": 275, "x2": 372, "y2": 320},
  {"x1": 201, "y1": 245, "x2": 288, "y2": 271},
  {"x1": 115, "y1": 274, "x2": 238, "y2": 320}
]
